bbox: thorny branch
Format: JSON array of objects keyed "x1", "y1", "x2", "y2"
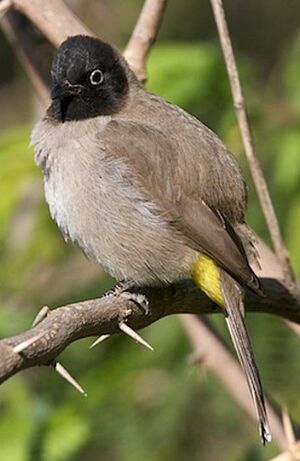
[
  {"x1": 0, "y1": 0, "x2": 300, "y2": 454},
  {"x1": 0, "y1": 277, "x2": 299, "y2": 384}
]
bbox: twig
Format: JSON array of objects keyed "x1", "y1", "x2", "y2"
[
  {"x1": 123, "y1": 0, "x2": 168, "y2": 82},
  {"x1": 281, "y1": 407, "x2": 299, "y2": 460},
  {"x1": 1, "y1": 0, "x2": 93, "y2": 104},
  {"x1": 181, "y1": 315, "x2": 287, "y2": 450},
  {"x1": 0, "y1": 0, "x2": 11, "y2": 18},
  {"x1": 1, "y1": 11, "x2": 51, "y2": 105},
  {"x1": 11, "y1": 0, "x2": 90, "y2": 46},
  {"x1": 209, "y1": 0, "x2": 295, "y2": 284},
  {"x1": 256, "y1": 236, "x2": 300, "y2": 339},
  {"x1": 286, "y1": 321, "x2": 300, "y2": 338},
  {"x1": 282, "y1": 407, "x2": 296, "y2": 446},
  {"x1": 268, "y1": 441, "x2": 300, "y2": 461}
]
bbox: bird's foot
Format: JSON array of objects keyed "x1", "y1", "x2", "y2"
[
  {"x1": 91, "y1": 282, "x2": 153, "y2": 351},
  {"x1": 118, "y1": 291, "x2": 150, "y2": 315},
  {"x1": 104, "y1": 280, "x2": 150, "y2": 315}
]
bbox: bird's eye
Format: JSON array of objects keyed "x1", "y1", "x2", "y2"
[{"x1": 89, "y1": 69, "x2": 104, "y2": 86}]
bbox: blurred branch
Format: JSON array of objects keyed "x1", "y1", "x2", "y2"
[
  {"x1": 268, "y1": 442, "x2": 300, "y2": 461},
  {"x1": 0, "y1": 0, "x2": 11, "y2": 18},
  {"x1": 0, "y1": 274, "x2": 300, "y2": 385},
  {"x1": 1, "y1": 0, "x2": 92, "y2": 104},
  {"x1": 180, "y1": 315, "x2": 288, "y2": 450},
  {"x1": 282, "y1": 407, "x2": 296, "y2": 451},
  {"x1": 256, "y1": 237, "x2": 300, "y2": 340},
  {"x1": 209, "y1": 0, "x2": 295, "y2": 284},
  {"x1": 123, "y1": 0, "x2": 168, "y2": 82},
  {"x1": 2, "y1": 10, "x2": 52, "y2": 105},
  {"x1": 11, "y1": 0, "x2": 90, "y2": 46}
]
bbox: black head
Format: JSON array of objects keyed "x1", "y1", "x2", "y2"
[{"x1": 48, "y1": 35, "x2": 129, "y2": 122}]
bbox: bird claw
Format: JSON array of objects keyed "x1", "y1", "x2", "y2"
[
  {"x1": 104, "y1": 281, "x2": 151, "y2": 315},
  {"x1": 90, "y1": 287, "x2": 153, "y2": 351},
  {"x1": 119, "y1": 291, "x2": 150, "y2": 315}
]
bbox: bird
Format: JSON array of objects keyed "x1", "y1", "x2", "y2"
[{"x1": 31, "y1": 34, "x2": 271, "y2": 444}]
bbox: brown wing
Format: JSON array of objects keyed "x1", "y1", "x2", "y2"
[
  {"x1": 100, "y1": 119, "x2": 262, "y2": 294},
  {"x1": 173, "y1": 196, "x2": 262, "y2": 294}
]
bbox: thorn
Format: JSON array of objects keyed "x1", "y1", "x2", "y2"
[
  {"x1": 89, "y1": 334, "x2": 111, "y2": 349},
  {"x1": 54, "y1": 362, "x2": 87, "y2": 397},
  {"x1": 32, "y1": 305, "x2": 50, "y2": 327},
  {"x1": 118, "y1": 322, "x2": 154, "y2": 351},
  {"x1": 13, "y1": 331, "x2": 45, "y2": 354}
]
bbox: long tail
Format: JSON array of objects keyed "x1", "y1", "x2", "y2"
[{"x1": 220, "y1": 270, "x2": 272, "y2": 444}]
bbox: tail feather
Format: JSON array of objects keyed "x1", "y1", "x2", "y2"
[{"x1": 221, "y1": 270, "x2": 272, "y2": 444}]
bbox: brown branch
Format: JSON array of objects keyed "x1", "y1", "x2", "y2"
[
  {"x1": 123, "y1": 0, "x2": 168, "y2": 82},
  {"x1": 180, "y1": 315, "x2": 288, "y2": 450},
  {"x1": 1, "y1": 0, "x2": 93, "y2": 104},
  {"x1": 0, "y1": 0, "x2": 11, "y2": 17},
  {"x1": 2, "y1": 10, "x2": 52, "y2": 105},
  {"x1": 0, "y1": 275, "x2": 300, "y2": 386},
  {"x1": 256, "y1": 237, "x2": 300, "y2": 339},
  {"x1": 209, "y1": 0, "x2": 295, "y2": 284},
  {"x1": 268, "y1": 441, "x2": 300, "y2": 461},
  {"x1": 11, "y1": 0, "x2": 91, "y2": 46}
]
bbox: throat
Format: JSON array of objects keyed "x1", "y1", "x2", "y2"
[
  {"x1": 47, "y1": 92, "x2": 128, "y2": 123},
  {"x1": 47, "y1": 97, "x2": 76, "y2": 122}
]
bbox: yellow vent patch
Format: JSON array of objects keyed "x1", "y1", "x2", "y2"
[{"x1": 191, "y1": 254, "x2": 224, "y2": 307}]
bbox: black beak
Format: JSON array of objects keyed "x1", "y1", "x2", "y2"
[{"x1": 51, "y1": 81, "x2": 83, "y2": 100}]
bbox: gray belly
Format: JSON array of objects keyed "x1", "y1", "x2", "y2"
[{"x1": 43, "y1": 148, "x2": 196, "y2": 285}]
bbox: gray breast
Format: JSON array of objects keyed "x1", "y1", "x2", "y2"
[{"x1": 31, "y1": 117, "x2": 196, "y2": 285}]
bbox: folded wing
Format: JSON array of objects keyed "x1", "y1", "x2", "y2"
[{"x1": 100, "y1": 119, "x2": 262, "y2": 294}]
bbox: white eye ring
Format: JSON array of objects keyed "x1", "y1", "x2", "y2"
[{"x1": 89, "y1": 69, "x2": 104, "y2": 86}]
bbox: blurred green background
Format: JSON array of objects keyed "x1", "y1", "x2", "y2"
[{"x1": 0, "y1": 1, "x2": 300, "y2": 460}]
